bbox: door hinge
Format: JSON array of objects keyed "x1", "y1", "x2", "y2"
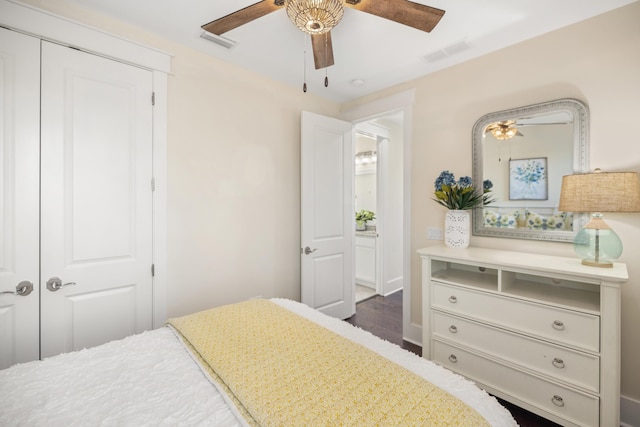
[
  {"x1": 151, "y1": 178, "x2": 155, "y2": 191},
  {"x1": 151, "y1": 92, "x2": 155, "y2": 106},
  {"x1": 151, "y1": 264, "x2": 155, "y2": 277}
]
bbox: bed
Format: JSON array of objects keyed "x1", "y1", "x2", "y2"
[{"x1": 0, "y1": 298, "x2": 517, "y2": 426}]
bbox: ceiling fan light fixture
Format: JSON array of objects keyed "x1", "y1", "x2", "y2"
[
  {"x1": 285, "y1": 0, "x2": 345, "y2": 35},
  {"x1": 486, "y1": 122, "x2": 519, "y2": 140}
]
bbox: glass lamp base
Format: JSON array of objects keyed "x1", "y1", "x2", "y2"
[
  {"x1": 581, "y1": 259, "x2": 613, "y2": 268},
  {"x1": 574, "y1": 214, "x2": 622, "y2": 268}
]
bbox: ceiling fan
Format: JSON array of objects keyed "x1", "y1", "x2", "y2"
[
  {"x1": 202, "y1": 0, "x2": 445, "y2": 71},
  {"x1": 485, "y1": 121, "x2": 523, "y2": 140}
]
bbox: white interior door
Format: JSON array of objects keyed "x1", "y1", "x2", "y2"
[
  {"x1": 0, "y1": 28, "x2": 41, "y2": 369},
  {"x1": 300, "y1": 111, "x2": 354, "y2": 319},
  {"x1": 40, "y1": 41, "x2": 154, "y2": 358}
]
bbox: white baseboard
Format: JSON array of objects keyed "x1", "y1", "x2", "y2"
[
  {"x1": 621, "y1": 394, "x2": 640, "y2": 427},
  {"x1": 382, "y1": 276, "x2": 403, "y2": 296},
  {"x1": 403, "y1": 321, "x2": 422, "y2": 347}
]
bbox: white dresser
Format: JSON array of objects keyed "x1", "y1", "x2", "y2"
[{"x1": 418, "y1": 246, "x2": 628, "y2": 427}]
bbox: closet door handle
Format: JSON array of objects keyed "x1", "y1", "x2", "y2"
[
  {"x1": 0, "y1": 281, "x2": 34, "y2": 296},
  {"x1": 46, "y1": 277, "x2": 76, "y2": 292}
]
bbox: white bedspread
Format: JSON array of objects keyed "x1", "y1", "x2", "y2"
[
  {"x1": 0, "y1": 327, "x2": 244, "y2": 427},
  {"x1": 0, "y1": 299, "x2": 517, "y2": 427}
]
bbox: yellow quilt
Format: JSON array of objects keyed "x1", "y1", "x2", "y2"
[{"x1": 168, "y1": 299, "x2": 490, "y2": 426}]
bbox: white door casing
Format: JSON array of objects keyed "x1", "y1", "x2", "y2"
[
  {"x1": 300, "y1": 111, "x2": 354, "y2": 319},
  {"x1": 341, "y1": 90, "x2": 416, "y2": 343},
  {"x1": 0, "y1": 28, "x2": 41, "y2": 369},
  {"x1": 39, "y1": 41, "x2": 154, "y2": 357}
]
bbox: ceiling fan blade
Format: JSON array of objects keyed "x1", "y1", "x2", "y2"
[
  {"x1": 202, "y1": 0, "x2": 284, "y2": 35},
  {"x1": 516, "y1": 122, "x2": 571, "y2": 126},
  {"x1": 311, "y1": 32, "x2": 335, "y2": 69},
  {"x1": 346, "y1": 0, "x2": 445, "y2": 33}
]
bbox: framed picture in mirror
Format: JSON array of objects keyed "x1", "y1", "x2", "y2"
[{"x1": 509, "y1": 157, "x2": 548, "y2": 200}]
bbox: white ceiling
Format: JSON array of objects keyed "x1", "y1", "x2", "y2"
[{"x1": 65, "y1": 0, "x2": 637, "y2": 103}]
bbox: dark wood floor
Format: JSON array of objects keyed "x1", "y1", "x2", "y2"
[{"x1": 345, "y1": 291, "x2": 560, "y2": 427}]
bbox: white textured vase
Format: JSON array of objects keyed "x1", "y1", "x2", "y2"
[{"x1": 444, "y1": 210, "x2": 470, "y2": 248}]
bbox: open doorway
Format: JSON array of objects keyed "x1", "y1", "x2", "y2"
[
  {"x1": 355, "y1": 131, "x2": 378, "y2": 302},
  {"x1": 353, "y1": 112, "x2": 404, "y2": 306},
  {"x1": 300, "y1": 103, "x2": 409, "y2": 321},
  {"x1": 340, "y1": 89, "x2": 415, "y2": 342}
]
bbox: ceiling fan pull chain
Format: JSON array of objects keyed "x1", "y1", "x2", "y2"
[
  {"x1": 303, "y1": 34, "x2": 308, "y2": 93},
  {"x1": 324, "y1": 34, "x2": 329, "y2": 87}
]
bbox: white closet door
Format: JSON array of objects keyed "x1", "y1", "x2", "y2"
[
  {"x1": 0, "y1": 29, "x2": 41, "y2": 369},
  {"x1": 40, "y1": 41, "x2": 154, "y2": 358}
]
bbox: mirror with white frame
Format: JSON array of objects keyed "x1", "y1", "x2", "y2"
[{"x1": 472, "y1": 98, "x2": 589, "y2": 242}]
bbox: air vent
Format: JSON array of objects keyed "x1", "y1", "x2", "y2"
[
  {"x1": 444, "y1": 41, "x2": 470, "y2": 55},
  {"x1": 423, "y1": 50, "x2": 448, "y2": 63},
  {"x1": 200, "y1": 31, "x2": 237, "y2": 50},
  {"x1": 424, "y1": 40, "x2": 470, "y2": 63}
]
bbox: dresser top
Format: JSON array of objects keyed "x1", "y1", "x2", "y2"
[{"x1": 418, "y1": 245, "x2": 628, "y2": 282}]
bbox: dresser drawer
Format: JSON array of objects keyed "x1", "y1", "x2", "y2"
[
  {"x1": 432, "y1": 311, "x2": 599, "y2": 392},
  {"x1": 433, "y1": 340, "x2": 599, "y2": 427},
  {"x1": 432, "y1": 282, "x2": 600, "y2": 352}
]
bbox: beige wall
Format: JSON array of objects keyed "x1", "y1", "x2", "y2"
[
  {"x1": 344, "y1": 2, "x2": 640, "y2": 400},
  {"x1": 164, "y1": 45, "x2": 339, "y2": 316},
  {"x1": 167, "y1": 52, "x2": 338, "y2": 314},
  {"x1": 19, "y1": 0, "x2": 640, "y2": 400}
]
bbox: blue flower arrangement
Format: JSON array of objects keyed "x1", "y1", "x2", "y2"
[{"x1": 433, "y1": 170, "x2": 495, "y2": 210}]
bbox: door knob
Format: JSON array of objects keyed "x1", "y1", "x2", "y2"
[
  {"x1": 0, "y1": 281, "x2": 34, "y2": 296},
  {"x1": 46, "y1": 277, "x2": 77, "y2": 292},
  {"x1": 303, "y1": 246, "x2": 317, "y2": 255}
]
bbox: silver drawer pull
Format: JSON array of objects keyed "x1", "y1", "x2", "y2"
[
  {"x1": 448, "y1": 295, "x2": 458, "y2": 303},
  {"x1": 552, "y1": 320, "x2": 565, "y2": 331},
  {"x1": 449, "y1": 325, "x2": 458, "y2": 333},
  {"x1": 448, "y1": 354, "x2": 458, "y2": 363},
  {"x1": 551, "y1": 395, "x2": 565, "y2": 407},
  {"x1": 552, "y1": 358, "x2": 565, "y2": 369}
]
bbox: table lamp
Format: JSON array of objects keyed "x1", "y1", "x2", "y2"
[{"x1": 559, "y1": 169, "x2": 640, "y2": 267}]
